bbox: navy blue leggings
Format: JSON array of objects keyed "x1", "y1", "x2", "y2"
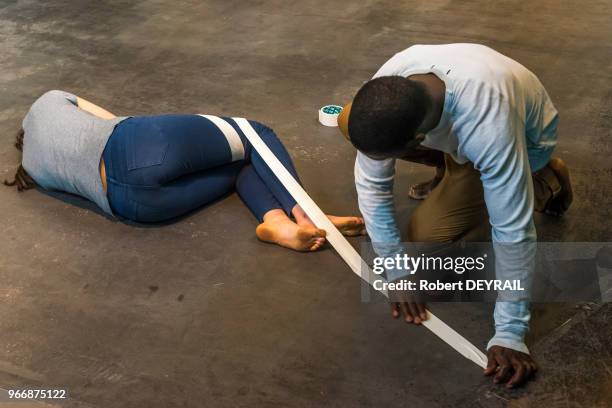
[{"x1": 102, "y1": 115, "x2": 300, "y2": 223}]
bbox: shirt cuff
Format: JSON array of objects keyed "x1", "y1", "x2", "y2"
[
  {"x1": 487, "y1": 332, "x2": 530, "y2": 354},
  {"x1": 384, "y1": 265, "x2": 411, "y2": 283},
  {"x1": 379, "y1": 247, "x2": 410, "y2": 282}
]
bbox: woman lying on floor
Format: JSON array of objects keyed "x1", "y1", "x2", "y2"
[{"x1": 5, "y1": 90, "x2": 365, "y2": 251}]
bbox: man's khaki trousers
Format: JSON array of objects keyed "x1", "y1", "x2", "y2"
[{"x1": 405, "y1": 154, "x2": 561, "y2": 242}]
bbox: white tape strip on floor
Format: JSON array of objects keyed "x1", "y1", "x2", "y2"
[{"x1": 234, "y1": 117, "x2": 488, "y2": 369}]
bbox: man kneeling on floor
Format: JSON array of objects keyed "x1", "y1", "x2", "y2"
[{"x1": 338, "y1": 43, "x2": 573, "y2": 388}]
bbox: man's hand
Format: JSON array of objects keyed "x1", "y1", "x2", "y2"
[
  {"x1": 484, "y1": 345, "x2": 538, "y2": 388},
  {"x1": 390, "y1": 301, "x2": 428, "y2": 324},
  {"x1": 387, "y1": 277, "x2": 427, "y2": 324}
]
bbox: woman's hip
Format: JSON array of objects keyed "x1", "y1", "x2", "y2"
[
  {"x1": 102, "y1": 114, "x2": 236, "y2": 186},
  {"x1": 106, "y1": 161, "x2": 244, "y2": 223}
]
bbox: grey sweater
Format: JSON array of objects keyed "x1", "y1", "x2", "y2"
[{"x1": 22, "y1": 90, "x2": 127, "y2": 215}]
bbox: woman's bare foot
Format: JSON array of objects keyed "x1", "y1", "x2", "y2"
[
  {"x1": 291, "y1": 205, "x2": 366, "y2": 237},
  {"x1": 256, "y1": 210, "x2": 326, "y2": 252},
  {"x1": 546, "y1": 157, "x2": 573, "y2": 216}
]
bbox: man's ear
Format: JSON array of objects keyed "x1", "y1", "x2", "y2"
[{"x1": 337, "y1": 102, "x2": 352, "y2": 141}]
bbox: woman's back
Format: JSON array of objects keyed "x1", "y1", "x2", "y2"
[{"x1": 22, "y1": 90, "x2": 126, "y2": 214}]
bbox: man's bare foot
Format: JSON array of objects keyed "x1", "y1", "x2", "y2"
[
  {"x1": 326, "y1": 215, "x2": 366, "y2": 236},
  {"x1": 408, "y1": 176, "x2": 442, "y2": 200},
  {"x1": 408, "y1": 166, "x2": 444, "y2": 200},
  {"x1": 256, "y1": 212, "x2": 326, "y2": 252},
  {"x1": 291, "y1": 205, "x2": 366, "y2": 237},
  {"x1": 546, "y1": 157, "x2": 573, "y2": 216}
]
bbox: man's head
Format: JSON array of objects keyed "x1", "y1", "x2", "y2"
[{"x1": 345, "y1": 76, "x2": 430, "y2": 159}]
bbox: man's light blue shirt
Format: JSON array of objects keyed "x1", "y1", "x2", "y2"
[{"x1": 354, "y1": 44, "x2": 559, "y2": 354}]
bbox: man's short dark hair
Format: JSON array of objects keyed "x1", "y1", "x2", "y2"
[{"x1": 348, "y1": 76, "x2": 429, "y2": 155}]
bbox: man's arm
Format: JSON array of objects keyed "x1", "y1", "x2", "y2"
[
  {"x1": 472, "y1": 118, "x2": 535, "y2": 351},
  {"x1": 463, "y1": 100, "x2": 538, "y2": 387},
  {"x1": 355, "y1": 152, "x2": 428, "y2": 323},
  {"x1": 354, "y1": 151, "x2": 403, "y2": 260}
]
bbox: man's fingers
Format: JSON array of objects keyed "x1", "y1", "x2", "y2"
[
  {"x1": 507, "y1": 360, "x2": 527, "y2": 388},
  {"x1": 391, "y1": 302, "x2": 428, "y2": 325},
  {"x1": 484, "y1": 351, "x2": 498, "y2": 376},
  {"x1": 493, "y1": 355, "x2": 512, "y2": 384},
  {"x1": 494, "y1": 364, "x2": 512, "y2": 384},
  {"x1": 416, "y1": 303, "x2": 428, "y2": 321},
  {"x1": 400, "y1": 302, "x2": 414, "y2": 323},
  {"x1": 408, "y1": 303, "x2": 422, "y2": 324},
  {"x1": 390, "y1": 302, "x2": 400, "y2": 318},
  {"x1": 389, "y1": 300, "x2": 427, "y2": 325},
  {"x1": 486, "y1": 347, "x2": 538, "y2": 388}
]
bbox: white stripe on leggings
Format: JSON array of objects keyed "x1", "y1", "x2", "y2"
[{"x1": 198, "y1": 114, "x2": 245, "y2": 162}]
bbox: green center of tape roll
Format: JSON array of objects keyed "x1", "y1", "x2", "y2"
[{"x1": 322, "y1": 105, "x2": 342, "y2": 115}]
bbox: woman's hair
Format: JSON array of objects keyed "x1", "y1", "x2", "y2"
[{"x1": 4, "y1": 128, "x2": 36, "y2": 192}]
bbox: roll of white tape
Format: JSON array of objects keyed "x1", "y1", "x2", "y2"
[{"x1": 318, "y1": 105, "x2": 343, "y2": 127}]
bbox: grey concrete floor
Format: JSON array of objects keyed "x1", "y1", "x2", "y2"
[{"x1": 0, "y1": 0, "x2": 610, "y2": 407}]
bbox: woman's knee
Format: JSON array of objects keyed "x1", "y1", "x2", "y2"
[{"x1": 248, "y1": 121, "x2": 293, "y2": 161}]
